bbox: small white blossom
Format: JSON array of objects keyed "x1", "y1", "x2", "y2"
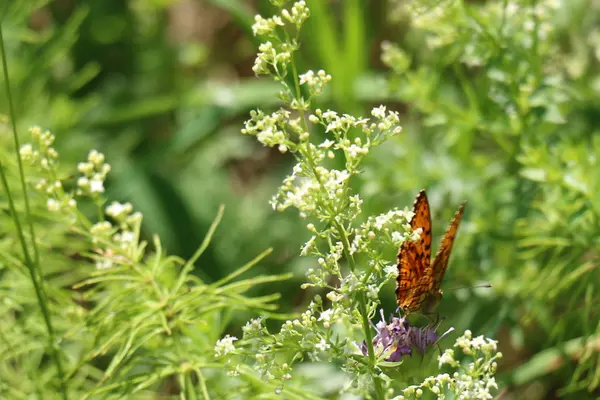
[
  {"x1": 19, "y1": 144, "x2": 33, "y2": 160},
  {"x1": 326, "y1": 291, "x2": 343, "y2": 302},
  {"x1": 46, "y1": 198, "x2": 60, "y2": 212},
  {"x1": 318, "y1": 309, "x2": 334, "y2": 327},
  {"x1": 106, "y1": 202, "x2": 133, "y2": 219},
  {"x1": 315, "y1": 338, "x2": 330, "y2": 352},
  {"x1": 371, "y1": 105, "x2": 387, "y2": 118},
  {"x1": 214, "y1": 335, "x2": 238, "y2": 357},
  {"x1": 438, "y1": 349, "x2": 457, "y2": 367},
  {"x1": 89, "y1": 179, "x2": 104, "y2": 193}
]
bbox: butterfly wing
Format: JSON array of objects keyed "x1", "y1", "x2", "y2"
[
  {"x1": 431, "y1": 202, "x2": 466, "y2": 292},
  {"x1": 396, "y1": 190, "x2": 433, "y2": 312}
]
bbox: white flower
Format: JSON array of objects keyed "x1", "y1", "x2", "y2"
[
  {"x1": 47, "y1": 198, "x2": 60, "y2": 212},
  {"x1": 322, "y1": 110, "x2": 337, "y2": 119},
  {"x1": 326, "y1": 291, "x2": 343, "y2": 302},
  {"x1": 300, "y1": 235, "x2": 316, "y2": 256},
  {"x1": 106, "y1": 202, "x2": 131, "y2": 218},
  {"x1": 119, "y1": 231, "x2": 135, "y2": 244},
  {"x1": 78, "y1": 162, "x2": 93, "y2": 174},
  {"x1": 438, "y1": 349, "x2": 456, "y2": 367},
  {"x1": 88, "y1": 150, "x2": 105, "y2": 166},
  {"x1": 19, "y1": 144, "x2": 33, "y2": 160},
  {"x1": 214, "y1": 335, "x2": 238, "y2": 357},
  {"x1": 470, "y1": 335, "x2": 487, "y2": 350},
  {"x1": 299, "y1": 70, "x2": 315, "y2": 85},
  {"x1": 90, "y1": 179, "x2": 104, "y2": 193},
  {"x1": 371, "y1": 105, "x2": 387, "y2": 118},
  {"x1": 391, "y1": 231, "x2": 403, "y2": 244},
  {"x1": 319, "y1": 139, "x2": 335, "y2": 149},
  {"x1": 318, "y1": 309, "x2": 334, "y2": 327},
  {"x1": 315, "y1": 338, "x2": 330, "y2": 352},
  {"x1": 90, "y1": 221, "x2": 112, "y2": 235},
  {"x1": 383, "y1": 264, "x2": 399, "y2": 278}
]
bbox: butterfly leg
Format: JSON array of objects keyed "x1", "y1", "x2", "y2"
[{"x1": 421, "y1": 312, "x2": 439, "y2": 325}]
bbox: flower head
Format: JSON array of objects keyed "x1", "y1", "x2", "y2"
[{"x1": 359, "y1": 310, "x2": 453, "y2": 362}]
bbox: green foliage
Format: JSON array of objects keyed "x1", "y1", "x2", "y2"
[
  {"x1": 378, "y1": 0, "x2": 600, "y2": 397},
  {"x1": 0, "y1": 125, "x2": 290, "y2": 398},
  {"x1": 1, "y1": 0, "x2": 599, "y2": 398}
]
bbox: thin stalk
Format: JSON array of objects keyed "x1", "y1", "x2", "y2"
[
  {"x1": 193, "y1": 367, "x2": 210, "y2": 400},
  {"x1": 0, "y1": 25, "x2": 68, "y2": 398},
  {"x1": 336, "y1": 223, "x2": 384, "y2": 400}
]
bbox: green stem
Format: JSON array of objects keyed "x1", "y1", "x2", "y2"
[
  {"x1": 336, "y1": 223, "x2": 384, "y2": 400},
  {"x1": 0, "y1": 25, "x2": 68, "y2": 399}
]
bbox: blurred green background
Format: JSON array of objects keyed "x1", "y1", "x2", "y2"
[{"x1": 2, "y1": 0, "x2": 600, "y2": 398}]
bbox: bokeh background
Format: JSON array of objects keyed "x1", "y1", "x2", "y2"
[{"x1": 2, "y1": 0, "x2": 600, "y2": 398}]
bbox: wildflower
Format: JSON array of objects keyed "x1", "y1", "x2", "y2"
[
  {"x1": 19, "y1": 144, "x2": 33, "y2": 160},
  {"x1": 315, "y1": 338, "x2": 330, "y2": 352},
  {"x1": 89, "y1": 179, "x2": 105, "y2": 193},
  {"x1": 359, "y1": 310, "x2": 453, "y2": 362},
  {"x1": 318, "y1": 308, "x2": 334, "y2": 327},
  {"x1": 47, "y1": 198, "x2": 61, "y2": 212},
  {"x1": 299, "y1": 69, "x2": 332, "y2": 95},
  {"x1": 326, "y1": 291, "x2": 343, "y2": 302},
  {"x1": 214, "y1": 335, "x2": 238, "y2": 357},
  {"x1": 106, "y1": 202, "x2": 133, "y2": 220}
]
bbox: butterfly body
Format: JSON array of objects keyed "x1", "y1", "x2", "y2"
[{"x1": 396, "y1": 190, "x2": 465, "y2": 315}]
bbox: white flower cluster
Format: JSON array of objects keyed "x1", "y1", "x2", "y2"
[
  {"x1": 394, "y1": 330, "x2": 502, "y2": 399},
  {"x1": 20, "y1": 126, "x2": 145, "y2": 270},
  {"x1": 242, "y1": 109, "x2": 298, "y2": 152},
  {"x1": 272, "y1": 166, "x2": 353, "y2": 216},
  {"x1": 214, "y1": 335, "x2": 238, "y2": 357},
  {"x1": 88, "y1": 201, "x2": 143, "y2": 269},
  {"x1": 350, "y1": 209, "x2": 414, "y2": 256},
  {"x1": 299, "y1": 69, "x2": 332, "y2": 96},
  {"x1": 234, "y1": 2, "x2": 414, "y2": 396},
  {"x1": 281, "y1": 1, "x2": 309, "y2": 27},
  {"x1": 407, "y1": 0, "x2": 561, "y2": 64},
  {"x1": 19, "y1": 127, "x2": 58, "y2": 168},
  {"x1": 228, "y1": 299, "x2": 342, "y2": 383},
  {"x1": 77, "y1": 150, "x2": 111, "y2": 197},
  {"x1": 252, "y1": 41, "x2": 293, "y2": 76},
  {"x1": 252, "y1": 14, "x2": 284, "y2": 37},
  {"x1": 252, "y1": 1, "x2": 308, "y2": 37},
  {"x1": 309, "y1": 107, "x2": 402, "y2": 171},
  {"x1": 20, "y1": 127, "x2": 77, "y2": 214},
  {"x1": 251, "y1": 2, "x2": 308, "y2": 76}
]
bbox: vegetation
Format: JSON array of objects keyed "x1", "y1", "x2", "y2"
[{"x1": 1, "y1": 0, "x2": 599, "y2": 398}]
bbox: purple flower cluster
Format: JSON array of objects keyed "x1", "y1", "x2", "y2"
[{"x1": 360, "y1": 310, "x2": 454, "y2": 362}]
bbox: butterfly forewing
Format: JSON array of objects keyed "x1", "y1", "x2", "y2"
[
  {"x1": 396, "y1": 190, "x2": 433, "y2": 311},
  {"x1": 431, "y1": 202, "x2": 465, "y2": 292}
]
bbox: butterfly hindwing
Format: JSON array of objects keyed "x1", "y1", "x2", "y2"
[{"x1": 431, "y1": 202, "x2": 466, "y2": 292}]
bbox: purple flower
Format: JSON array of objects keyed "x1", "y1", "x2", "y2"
[{"x1": 359, "y1": 310, "x2": 454, "y2": 362}]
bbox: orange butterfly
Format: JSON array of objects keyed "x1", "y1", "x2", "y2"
[{"x1": 396, "y1": 190, "x2": 465, "y2": 315}]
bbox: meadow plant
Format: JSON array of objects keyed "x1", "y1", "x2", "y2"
[
  {"x1": 380, "y1": 0, "x2": 600, "y2": 396},
  {"x1": 0, "y1": 1, "x2": 506, "y2": 398},
  {"x1": 215, "y1": 1, "x2": 501, "y2": 398},
  {"x1": 2, "y1": 122, "x2": 295, "y2": 398}
]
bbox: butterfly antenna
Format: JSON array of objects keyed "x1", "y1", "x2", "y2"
[{"x1": 445, "y1": 283, "x2": 492, "y2": 292}]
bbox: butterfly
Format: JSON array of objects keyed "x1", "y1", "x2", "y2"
[{"x1": 396, "y1": 190, "x2": 466, "y2": 315}]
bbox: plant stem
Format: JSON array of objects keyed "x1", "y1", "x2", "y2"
[
  {"x1": 336, "y1": 222, "x2": 384, "y2": 400},
  {"x1": 0, "y1": 25, "x2": 68, "y2": 399}
]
